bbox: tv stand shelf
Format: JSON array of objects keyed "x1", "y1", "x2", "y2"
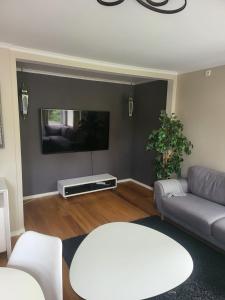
[{"x1": 58, "y1": 174, "x2": 117, "y2": 198}]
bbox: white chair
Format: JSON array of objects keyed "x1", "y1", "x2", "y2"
[{"x1": 7, "y1": 231, "x2": 63, "y2": 300}]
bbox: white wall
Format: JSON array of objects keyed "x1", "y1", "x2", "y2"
[
  {"x1": 0, "y1": 48, "x2": 24, "y2": 234},
  {"x1": 177, "y1": 65, "x2": 225, "y2": 175}
]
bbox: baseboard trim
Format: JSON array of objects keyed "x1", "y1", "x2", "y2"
[
  {"x1": 117, "y1": 178, "x2": 132, "y2": 183},
  {"x1": 23, "y1": 178, "x2": 153, "y2": 200},
  {"x1": 130, "y1": 179, "x2": 153, "y2": 191},
  {"x1": 23, "y1": 191, "x2": 59, "y2": 201},
  {"x1": 11, "y1": 227, "x2": 25, "y2": 237},
  {"x1": 118, "y1": 178, "x2": 153, "y2": 190}
]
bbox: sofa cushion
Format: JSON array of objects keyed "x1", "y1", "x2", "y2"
[
  {"x1": 212, "y1": 218, "x2": 225, "y2": 245},
  {"x1": 162, "y1": 193, "x2": 225, "y2": 236},
  {"x1": 61, "y1": 126, "x2": 76, "y2": 141},
  {"x1": 188, "y1": 166, "x2": 225, "y2": 205},
  {"x1": 45, "y1": 125, "x2": 62, "y2": 136}
]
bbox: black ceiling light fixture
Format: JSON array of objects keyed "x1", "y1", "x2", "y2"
[
  {"x1": 97, "y1": 0, "x2": 125, "y2": 6},
  {"x1": 97, "y1": 0, "x2": 187, "y2": 14}
]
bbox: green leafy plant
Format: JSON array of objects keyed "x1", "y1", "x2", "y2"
[{"x1": 146, "y1": 111, "x2": 193, "y2": 180}]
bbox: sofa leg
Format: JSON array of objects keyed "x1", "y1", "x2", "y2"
[{"x1": 161, "y1": 214, "x2": 164, "y2": 221}]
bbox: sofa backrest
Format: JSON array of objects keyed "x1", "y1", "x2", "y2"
[
  {"x1": 188, "y1": 166, "x2": 225, "y2": 205},
  {"x1": 45, "y1": 125, "x2": 62, "y2": 136}
]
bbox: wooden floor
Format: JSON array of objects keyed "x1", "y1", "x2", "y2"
[{"x1": 0, "y1": 181, "x2": 157, "y2": 300}]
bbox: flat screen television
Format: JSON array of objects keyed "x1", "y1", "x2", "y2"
[{"x1": 40, "y1": 109, "x2": 110, "y2": 154}]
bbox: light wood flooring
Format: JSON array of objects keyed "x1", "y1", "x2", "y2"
[{"x1": 0, "y1": 181, "x2": 157, "y2": 300}]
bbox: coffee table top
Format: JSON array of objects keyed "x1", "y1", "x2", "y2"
[
  {"x1": 70, "y1": 222, "x2": 193, "y2": 300},
  {"x1": 0, "y1": 267, "x2": 45, "y2": 300}
]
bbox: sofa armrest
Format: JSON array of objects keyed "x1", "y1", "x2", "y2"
[{"x1": 154, "y1": 178, "x2": 188, "y2": 212}]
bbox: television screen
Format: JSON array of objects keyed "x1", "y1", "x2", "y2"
[{"x1": 40, "y1": 109, "x2": 110, "y2": 154}]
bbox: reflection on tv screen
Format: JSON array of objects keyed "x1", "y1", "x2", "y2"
[{"x1": 41, "y1": 109, "x2": 110, "y2": 154}]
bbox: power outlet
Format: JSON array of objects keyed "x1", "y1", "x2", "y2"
[{"x1": 205, "y1": 70, "x2": 212, "y2": 77}]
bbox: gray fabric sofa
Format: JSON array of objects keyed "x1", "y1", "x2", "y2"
[{"x1": 154, "y1": 166, "x2": 225, "y2": 251}]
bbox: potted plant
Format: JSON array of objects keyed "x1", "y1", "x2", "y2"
[{"x1": 146, "y1": 111, "x2": 193, "y2": 180}]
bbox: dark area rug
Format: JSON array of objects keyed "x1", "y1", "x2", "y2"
[{"x1": 63, "y1": 216, "x2": 225, "y2": 299}]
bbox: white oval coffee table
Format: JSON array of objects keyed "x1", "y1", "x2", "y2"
[
  {"x1": 70, "y1": 222, "x2": 193, "y2": 300},
  {"x1": 0, "y1": 267, "x2": 45, "y2": 300}
]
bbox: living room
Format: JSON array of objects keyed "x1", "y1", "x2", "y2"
[
  {"x1": 1, "y1": 1, "x2": 225, "y2": 300},
  {"x1": 17, "y1": 63, "x2": 168, "y2": 198}
]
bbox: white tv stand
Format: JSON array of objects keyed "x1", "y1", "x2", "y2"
[{"x1": 58, "y1": 174, "x2": 117, "y2": 198}]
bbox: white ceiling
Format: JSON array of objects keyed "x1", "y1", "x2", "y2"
[{"x1": 1, "y1": 0, "x2": 225, "y2": 73}]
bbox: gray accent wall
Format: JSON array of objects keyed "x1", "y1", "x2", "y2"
[
  {"x1": 131, "y1": 80, "x2": 168, "y2": 186},
  {"x1": 18, "y1": 72, "x2": 167, "y2": 196},
  {"x1": 18, "y1": 73, "x2": 133, "y2": 196}
]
